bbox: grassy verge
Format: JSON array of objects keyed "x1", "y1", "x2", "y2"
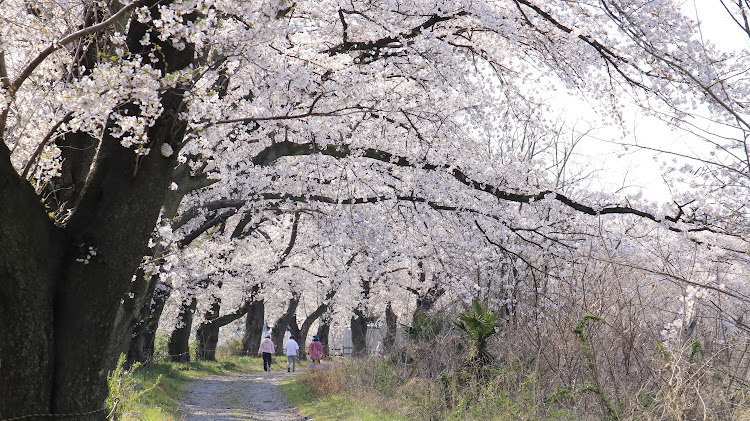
[
  {"x1": 111, "y1": 357, "x2": 261, "y2": 420},
  {"x1": 279, "y1": 361, "x2": 410, "y2": 421},
  {"x1": 278, "y1": 358, "x2": 573, "y2": 421},
  {"x1": 280, "y1": 375, "x2": 409, "y2": 421}
]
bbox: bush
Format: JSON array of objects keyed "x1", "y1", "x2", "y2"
[
  {"x1": 216, "y1": 336, "x2": 245, "y2": 358},
  {"x1": 298, "y1": 362, "x2": 344, "y2": 396}
]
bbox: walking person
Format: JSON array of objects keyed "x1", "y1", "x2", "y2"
[
  {"x1": 284, "y1": 335, "x2": 300, "y2": 372},
  {"x1": 307, "y1": 335, "x2": 323, "y2": 366},
  {"x1": 257, "y1": 335, "x2": 275, "y2": 372}
]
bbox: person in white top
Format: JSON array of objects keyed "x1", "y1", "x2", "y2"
[
  {"x1": 284, "y1": 335, "x2": 300, "y2": 372},
  {"x1": 257, "y1": 335, "x2": 275, "y2": 371}
]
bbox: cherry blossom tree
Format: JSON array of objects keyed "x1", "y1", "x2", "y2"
[{"x1": 3, "y1": 0, "x2": 750, "y2": 419}]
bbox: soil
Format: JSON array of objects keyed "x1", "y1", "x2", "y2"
[{"x1": 179, "y1": 366, "x2": 307, "y2": 421}]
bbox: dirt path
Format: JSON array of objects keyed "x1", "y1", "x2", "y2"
[{"x1": 179, "y1": 368, "x2": 307, "y2": 421}]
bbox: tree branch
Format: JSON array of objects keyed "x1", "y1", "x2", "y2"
[
  {"x1": 252, "y1": 141, "x2": 705, "y2": 230},
  {"x1": 324, "y1": 11, "x2": 469, "y2": 62},
  {"x1": 21, "y1": 112, "x2": 74, "y2": 179}
]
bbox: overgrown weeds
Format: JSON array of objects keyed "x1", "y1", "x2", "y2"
[{"x1": 288, "y1": 301, "x2": 750, "y2": 421}]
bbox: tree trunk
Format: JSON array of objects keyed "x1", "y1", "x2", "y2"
[
  {"x1": 4, "y1": 4, "x2": 196, "y2": 419},
  {"x1": 2, "y1": 78, "x2": 187, "y2": 421},
  {"x1": 317, "y1": 317, "x2": 331, "y2": 356},
  {"x1": 351, "y1": 309, "x2": 370, "y2": 356},
  {"x1": 384, "y1": 302, "x2": 398, "y2": 353},
  {"x1": 350, "y1": 278, "x2": 373, "y2": 356},
  {"x1": 169, "y1": 297, "x2": 197, "y2": 363},
  {"x1": 242, "y1": 298, "x2": 265, "y2": 356},
  {"x1": 127, "y1": 281, "x2": 171, "y2": 366},
  {"x1": 196, "y1": 298, "x2": 221, "y2": 360},
  {"x1": 0, "y1": 148, "x2": 61, "y2": 420},
  {"x1": 293, "y1": 290, "x2": 335, "y2": 360},
  {"x1": 271, "y1": 293, "x2": 300, "y2": 354}
]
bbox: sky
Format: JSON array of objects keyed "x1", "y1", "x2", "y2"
[{"x1": 566, "y1": 0, "x2": 748, "y2": 203}]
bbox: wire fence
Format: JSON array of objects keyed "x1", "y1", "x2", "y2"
[{"x1": 0, "y1": 406, "x2": 106, "y2": 421}]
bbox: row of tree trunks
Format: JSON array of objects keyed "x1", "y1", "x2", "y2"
[{"x1": 152, "y1": 283, "x2": 398, "y2": 364}]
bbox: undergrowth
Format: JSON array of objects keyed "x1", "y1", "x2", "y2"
[{"x1": 286, "y1": 356, "x2": 750, "y2": 421}]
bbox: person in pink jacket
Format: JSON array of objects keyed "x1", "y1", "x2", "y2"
[
  {"x1": 257, "y1": 335, "x2": 275, "y2": 371},
  {"x1": 307, "y1": 335, "x2": 324, "y2": 366}
]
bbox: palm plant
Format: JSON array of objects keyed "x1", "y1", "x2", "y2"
[{"x1": 455, "y1": 299, "x2": 501, "y2": 367}]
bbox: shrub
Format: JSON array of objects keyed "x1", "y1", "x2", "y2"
[
  {"x1": 298, "y1": 362, "x2": 344, "y2": 396},
  {"x1": 216, "y1": 336, "x2": 245, "y2": 358}
]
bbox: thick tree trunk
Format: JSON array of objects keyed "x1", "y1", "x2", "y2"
[
  {"x1": 271, "y1": 293, "x2": 300, "y2": 354},
  {"x1": 242, "y1": 298, "x2": 265, "y2": 356},
  {"x1": 0, "y1": 148, "x2": 61, "y2": 419},
  {"x1": 350, "y1": 279, "x2": 372, "y2": 356},
  {"x1": 16, "y1": 3, "x2": 193, "y2": 419},
  {"x1": 169, "y1": 297, "x2": 197, "y2": 363},
  {"x1": 351, "y1": 309, "x2": 370, "y2": 356},
  {"x1": 196, "y1": 298, "x2": 221, "y2": 360}
]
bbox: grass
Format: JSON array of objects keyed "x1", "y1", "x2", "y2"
[
  {"x1": 278, "y1": 358, "x2": 578, "y2": 421},
  {"x1": 280, "y1": 375, "x2": 410, "y2": 421},
  {"x1": 113, "y1": 356, "x2": 261, "y2": 420}
]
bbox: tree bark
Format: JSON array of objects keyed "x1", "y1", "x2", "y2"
[
  {"x1": 317, "y1": 317, "x2": 331, "y2": 355},
  {"x1": 242, "y1": 297, "x2": 265, "y2": 356},
  {"x1": 196, "y1": 298, "x2": 221, "y2": 360},
  {"x1": 384, "y1": 302, "x2": 398, "y2": 353},
  {"x1": 169, "y1": 297, "x2": 197, "y2": 363},
  {"x1": 350, "y1": 279, "x2": 373, "y2": 356},
  {"x1": 0, "y1": 144, "x2": 61, "y2": 419},
  {"x1": 271, "y1": 293, "x2": 301, "y2": 354},
  {"x1": 292, "y1": 288, "x2": 336, "y2": 360},
  {"x1": 351, "y1": 309, "x2": 371, "y2": 356},
  {"x1": 126, "y1": 280, "x2": 171, "y2": 366}
]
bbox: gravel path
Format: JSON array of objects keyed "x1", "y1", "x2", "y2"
[{"x1": 179, "y1": 368, "x2": 307, "y2": 421}]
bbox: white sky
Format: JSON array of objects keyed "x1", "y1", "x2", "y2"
[{"x1": 565, "y1": 0, "x2": 748, "y2": 203}]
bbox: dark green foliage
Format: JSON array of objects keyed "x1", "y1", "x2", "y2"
[{"x1": 455, "y1": 299, "x2": 501, "y2": 367}]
